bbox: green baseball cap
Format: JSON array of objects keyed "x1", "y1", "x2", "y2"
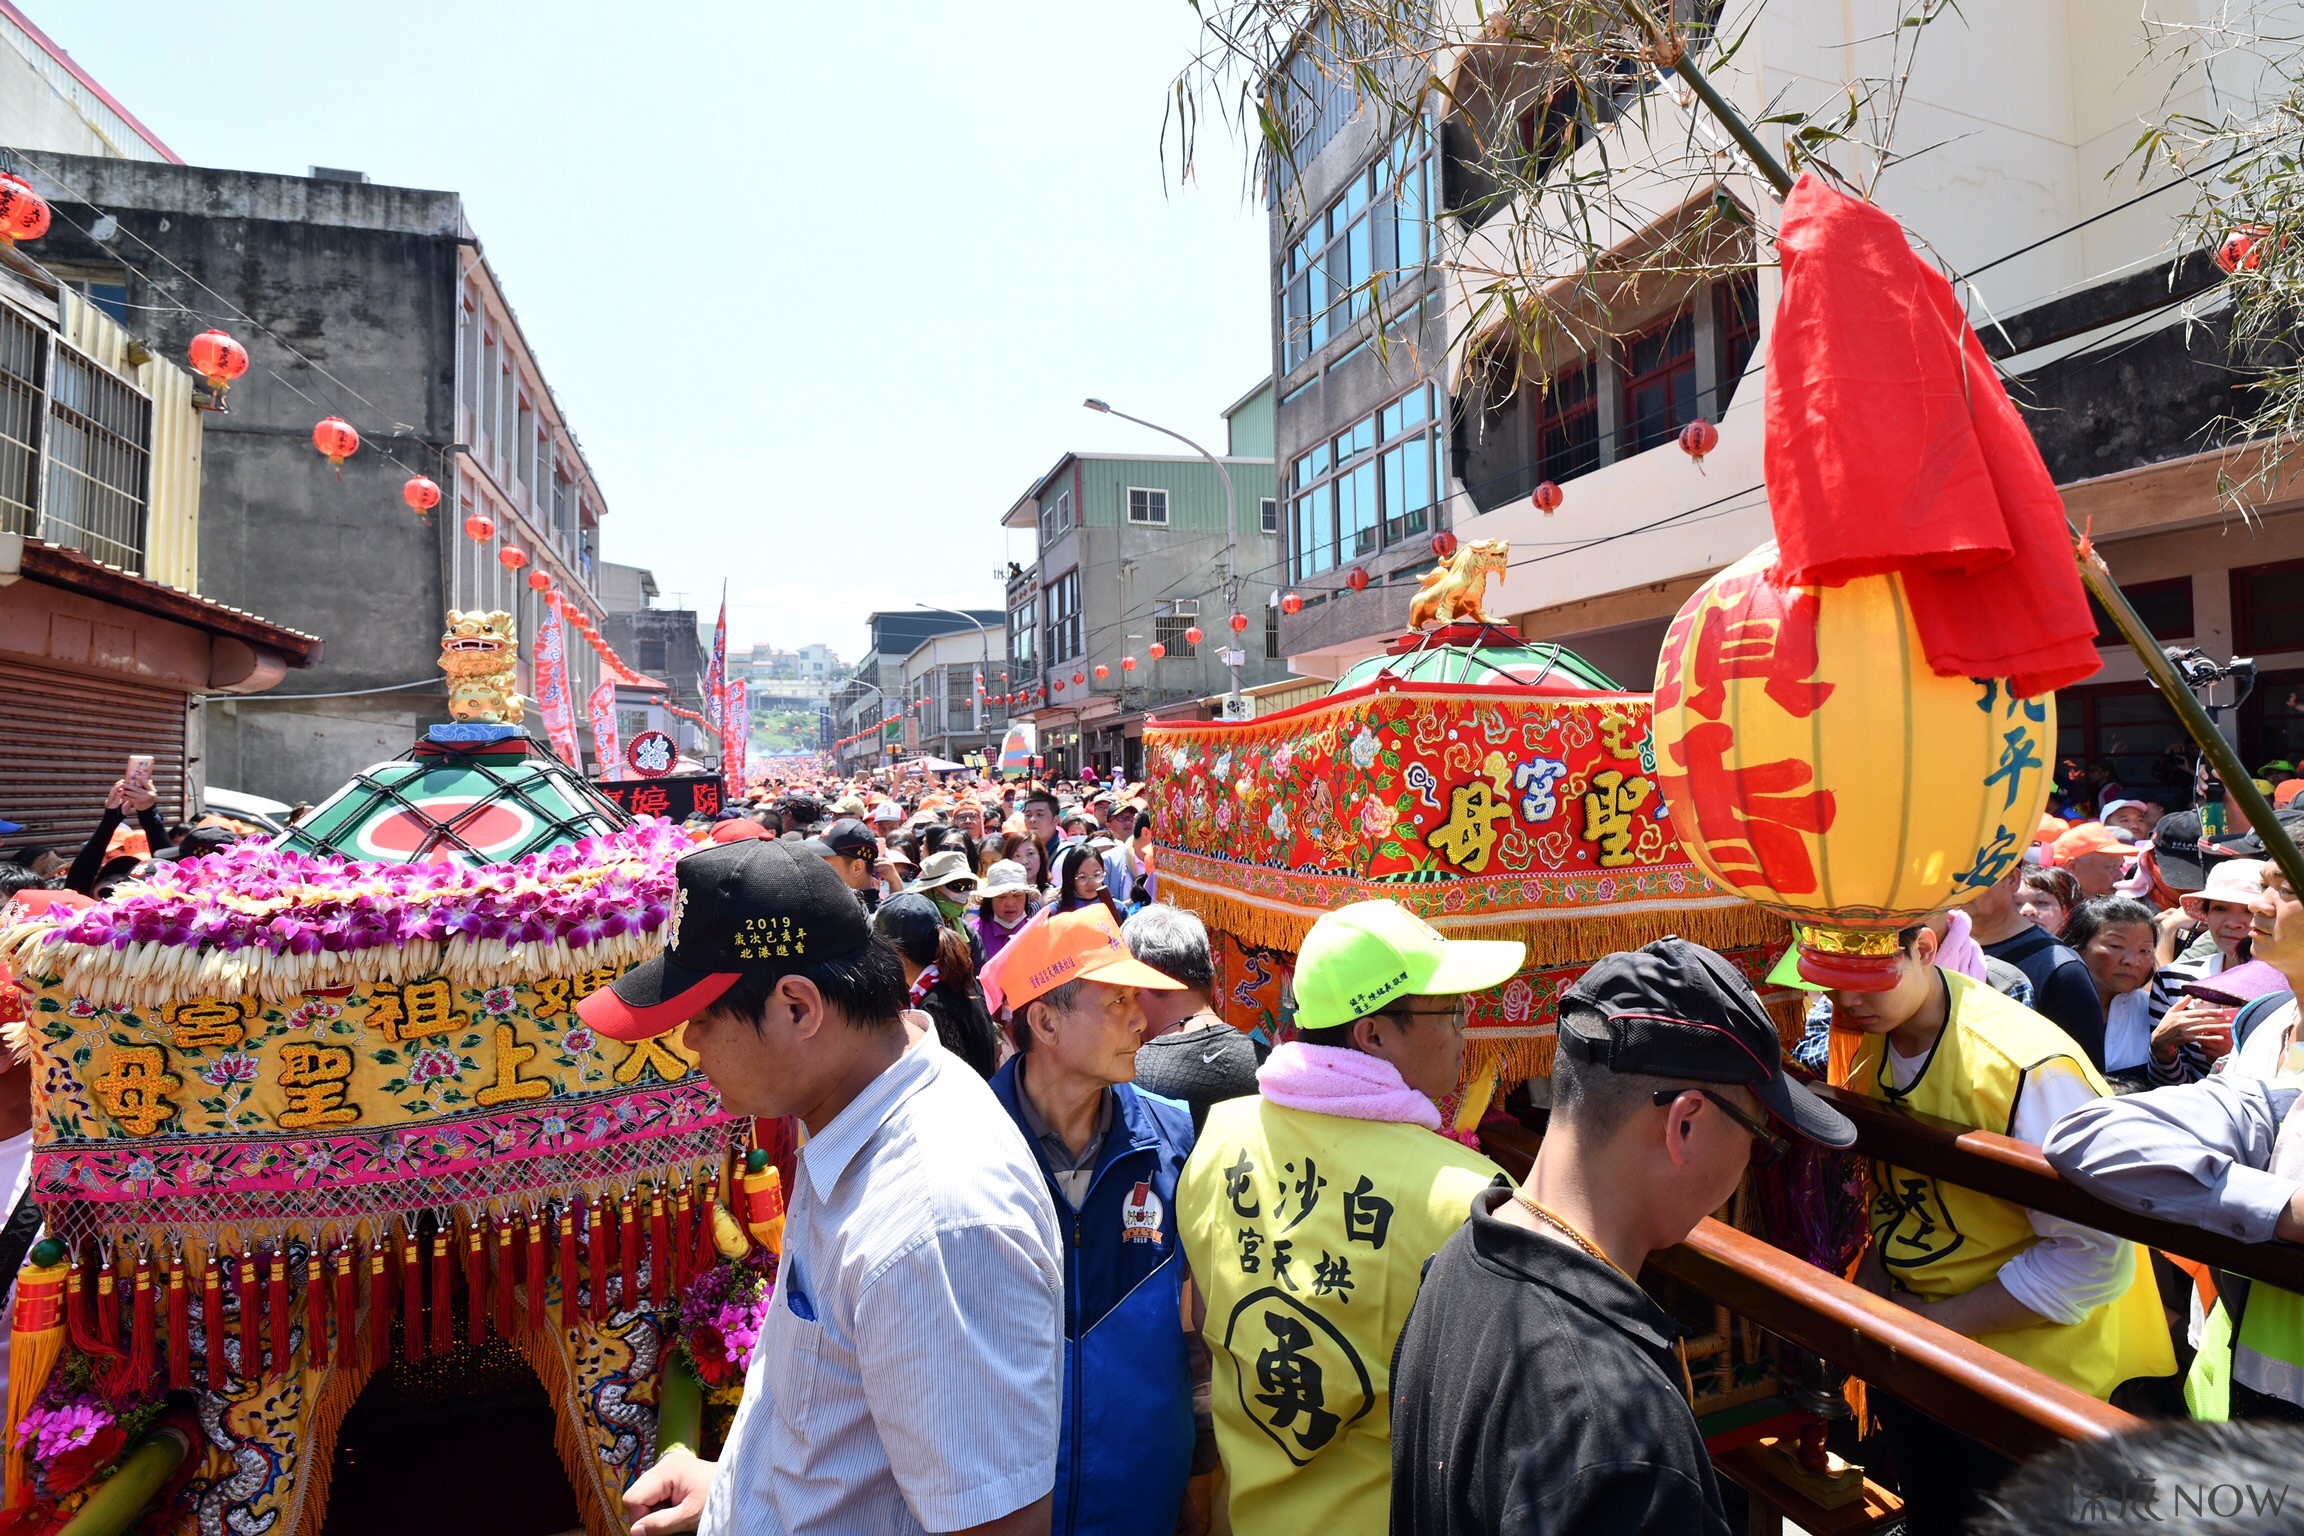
[{"x1": 1292, "y1": 900, "x2": 1526, "y2": 1029}]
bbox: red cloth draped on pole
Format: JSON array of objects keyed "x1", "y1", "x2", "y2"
[{"x1": 1763, "y1": 174, "x2": 2100, "y2": 698}]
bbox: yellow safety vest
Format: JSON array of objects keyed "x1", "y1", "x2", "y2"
[
  {"x1": 1178, "y1": 1096, "x2": 1498, "y2": 1536},
  {"x1": 1849, "y1": 970, "x2": 2174, "y2": 1400},
  {"x1": 2188, "y1": 1005, "x2": 2304, "y2": 1418}
]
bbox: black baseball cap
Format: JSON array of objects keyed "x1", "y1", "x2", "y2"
[
  {"x1": 2221, "y1": 807, "x2": 2304, "y2": 865},
  {"x1": 801, "y1": 818, "x2": 880, "y2": 861},
  {"x1": 2150, "y1": 810, "x2": 2219, "y2": 892},
  {"x1": 1558, "y1": 936, "x2": 1855, "y2": 1149},
  {"x1": 577, "y1": 839, "x2": 873, "y2": 1042}
]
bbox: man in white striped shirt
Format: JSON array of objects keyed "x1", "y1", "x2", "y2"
[{"x1": 582, "y1": 839, "x2": 1063, "y2": 1536}]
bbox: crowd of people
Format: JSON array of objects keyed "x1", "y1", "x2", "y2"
[{"x1": 10, "y1": 757, "x2": 2304, "y2": 1535}]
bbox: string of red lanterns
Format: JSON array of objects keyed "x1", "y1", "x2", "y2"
[{"x1": 0, "y1": 174, "x2": 51, "y2": 244}]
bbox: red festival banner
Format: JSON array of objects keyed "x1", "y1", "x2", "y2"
[
  {"x1": 723, "y1": 678, "x2": 749, "y2": 793},
  {"x1": 705, "y1": 586, "x2": 728, "y2": 729},
  {"x1": 589, "y1": 677, "x2": 621, "y2": 781},
  {"x1": 534, "y1": 608, "x2": 581, "y2": 767}
]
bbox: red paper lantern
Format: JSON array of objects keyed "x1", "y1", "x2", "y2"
[
  {"x1": 498, "y1": 546, "x2": 529, "y2": 572},
  {"x1": 2217, "y1": 228, "x2": 2267, "y2": 275},
  {"x1": 188, "y1": 330, "x2": 249, "y2": 394},
  {"x1": 1346, "y1": 567, "x2": 1369, "y2": 593},
  {"x1": 1531, "y1": 480, "x2": 1563, "y2": 514},
  {"x1": 1184, "y1": 624, "x2": 1203, "y2": 646},
  {"x1": 1073, "y1": 671, "x2": 1086, "y2": 686},
  {"x1": 1280, "y1": 591, "x2": 1304, "y2": 616},
  {"x1": 1228, "y1": 612, "x2": 1250, "y2": 634},
  {"x1": 1121, "y1": 655, "x2": 1137, "y2": 672},
  {"x1": 402, "y1": 475, "x2": 442, "y2": 515},
  {"x1": 1432, "y1": 531, "x2": 1458, "y2": 559},
  {"x1": 462, "y1": 513, "x2": 495, "y2": 543},
  {"x1": 1148, "y1": 642, "x2": 1166, "y2": 659},
  {"x1": 527, "y1": 569, "x2": 553, "y2": 593},
  {"x1": 1093, "y1": 664, "x2": 1110, "y2": 681},
  {"x1": 1678, "y1": 418, "x2": 1719, "y2": 461},
  {"x1": 312, "y1": 416, "x2": 360, "y2": 469},
  {"x1": 0, "y1": 180, "x2": 49, "y2": 243}
]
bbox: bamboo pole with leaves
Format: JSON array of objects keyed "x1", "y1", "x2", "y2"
[{"x1": 1608, "y1": 0, "x2": 2304, "y2": 896}]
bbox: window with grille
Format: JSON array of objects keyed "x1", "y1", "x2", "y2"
[
  {"x1": 1127, "y1": 487, "x2": 1169, "y2": 525},
  {"x1": 1717, "y1": 273, "x2": 1761, "y2": 413},
  {"x1": 1260, "y1": 497, "x2": 1278, "y2": 534},
  {"x1": 1046, "y1": 570, "x2": 1082, "y2": 661},
  {"x1": 1156, "y1": 601, "x2": 1199, "y2": 658},
  {"x1": 1618, "y1": 306, "x2": 1697, "y2": 456},
  {"x1": 1539, "y1": 357, "x2": 1601, "y2": 484},
  {"x1": 0, "y1": 305, "x2": 43, "y2": 537},
  {"x1": 45, "y1": 344, "x2": 151, "y2": 572},
  {"x1": 1266, "y1": 603, "x2": 1281, "y2": 660}
]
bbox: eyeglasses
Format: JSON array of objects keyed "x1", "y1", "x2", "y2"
[
  {"x1": 1376, "y1": 998, "x2": 1467, "y2": 1031},
  {"x1": 1651, "y1": 1087, "x2": 1790, "y2": 1168}
]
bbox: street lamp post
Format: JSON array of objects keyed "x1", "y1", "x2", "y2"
[
  {"x1": 914, "y1": 603, "x2": 993, "y2": 758},
  {"x1": 843, "y1": 680, "x2": 885, "y2": 771},
  {"x1": 1085, "y1": 398, "x2": 1241, "y2": 716}
]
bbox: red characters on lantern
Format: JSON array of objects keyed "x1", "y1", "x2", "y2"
[
  {"x1": 1093, "y1": 665, "x2": 1110, "y2": 681},
  {"x1": 1678, "y1": 418, "x2": 1719, "y2": 462},
  {"x1": 1280, "y1": 592, "x2": 1304, "y2": 616},
  {"x1": 313, "y1": 417, "x2": 360, "y2": 471},
  {"x1": 1531, "y1": 481, "x2": 1563, "y2": 514},
  {"x1": 527, "y1": 570, "x2": 553, "y2": 593},
  {"x1": 0, "y1": 179, "x2": 49, "y2": 243},
  {"x1": 1228, "y1": 612, "x2": 1250, "y2": 634},
  {"x1": 188, "y1": 331, "x2": 250, "y2": 395},
  {"x1": 1073, "y1": 670, "x2": 1086, "y2": 685},
  {"x1": 462, "y1": 513, "x2": 494, "y2": 543},
  {"x1": 402, "y1": 476, "x2": 441, "y2": 516},
  {"x1": 1432, "y1": 531, "x2": 1459, "y2": 559},
  {"x1": 498, "y1": 547, "x2": 529, "y2": 572},
  {"x1": 1346, "y1": 567, "x2": 1370, "y2": 593}
]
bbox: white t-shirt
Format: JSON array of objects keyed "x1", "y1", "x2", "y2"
[
  {"x1": 1883, "y1": 1045, "x2": 2129, "y2": 1325},
  {"x1": 0, "y1": 1129, "x2": 36, "y2": 1398}
]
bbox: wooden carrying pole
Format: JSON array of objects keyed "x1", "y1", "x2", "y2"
[{"x1": 1612, "y1": 0, "x2": 2304, "y2": 895}]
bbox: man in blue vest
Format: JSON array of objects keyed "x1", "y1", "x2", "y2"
[{"x1": 983, "y1": 906, "x2": 1203, "y2": 1536}]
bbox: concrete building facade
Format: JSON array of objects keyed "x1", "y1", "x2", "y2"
[
  {"x1": 1003, "y1": 380, "x2": 1287, "y2": 780},
  {"x1": 832, "y1": 610, "x2": 1002, "y2": 773},
  {"x1": 1258, "y1": 2, "x2": 2304, "y2": 798},
  {"x1": 16, "y1": 153, "x2": 618, "y2": 803}
]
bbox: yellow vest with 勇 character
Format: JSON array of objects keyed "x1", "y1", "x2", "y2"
[
  {"x1": 1850, "y1": 971, "x2": 2174, "y2": 1400},
  {"x1": 1177, "y1": 1097, "x2": 1498, "y2": 1536}
]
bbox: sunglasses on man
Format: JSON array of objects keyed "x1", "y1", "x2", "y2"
[{"x1": 1652, "y1": 1086, "x2": 1790, "y2": 1167}]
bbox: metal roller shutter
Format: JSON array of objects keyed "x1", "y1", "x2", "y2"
[{"x1": 0, "y1": 659, "x2": 187, "y2": 855}]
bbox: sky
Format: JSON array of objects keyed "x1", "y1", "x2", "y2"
[{"x1": 38, "y1": 1, "x2": 1273, "y2": 663}]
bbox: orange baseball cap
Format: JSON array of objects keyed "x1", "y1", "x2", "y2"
[
  {"x1": 979, "y1": 906, "x2": 1183, "y2": 1012},
  {"x1": 2034, "y1": 814, "x2": 2069, "y2": 845},
  {"x1": 2277, "y1": 778, "x2": 2304, "y2": 809},
  {"x1": 2051, "y1": 822, "x2": 2131, "y2": 865}
]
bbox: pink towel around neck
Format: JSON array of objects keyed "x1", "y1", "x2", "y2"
[
  {"x1": 1257, "y1": 1041, "x2": 1442, "y2": 1130},
  {"x1": 1936, "y1": 907, "x2": 1987, "y2": 983}
]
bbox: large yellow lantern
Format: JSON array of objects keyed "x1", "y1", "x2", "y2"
[{"x1": 1650, "y1": 544, "x2": 2054, "y2": 989}]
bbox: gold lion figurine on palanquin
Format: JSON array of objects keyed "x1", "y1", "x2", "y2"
[
  {"x1": 439, "y1": 609, "x2": 524, "y2": 723},
  {"x1": 1408, "y1": 538, "x2": 1510, "y2": 630}
]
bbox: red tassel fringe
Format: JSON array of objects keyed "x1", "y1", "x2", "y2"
[
  {"x1": 401, "y1": 1231, "x2": 424, "y2": 1363},
  {"x1": 429, "y1": 1230, "x2": 452, "y2": 1356},
  {"x1": 464, "y1": 1224, "x2": 487, "y2": 1345},
  {"x1": 166, "y1": 1252, "x2": 191, "y2": 1392},
  {"x1": 203, "y1": 1250, "x2": 226, "y2": 1389},
  {"x1": 307, "y1": 1246, "x2": 329, "y2": 1372},
  {"x1": 586, "y1": 1197, "x2": 608, "y2": 1324},
  {"x1": 496, "y1": 1219, "x2": 516, "y2": 1340},
  {"x1": 266, "y1": 1250, "x2": 289, "y2": 1379},
  {"x1": 367, "y1": 1238, "x2": 391, "y2": 1371},
  {"x1": 127, "y1": 1252, "x2": 156, "y2": 1392},
  {"x1": 334, "y1": 1245, "x2": 356, "y2": 1372},
  {"x1": 648, "y1": 1187, "x2": 670, "y2": 1308},
  {"x1": 236, "y1": 1251, "x2": 260, "y2": 1380},
  {"x1": 618, "y1": 1194, "x2": 638, "y2": 1316},
  {"x1": 535, "y1": 1210, "x2": 556, "y2": 1335},
  {"x1": 672, "y1": 1184, "x2": 693, "y2": 1294}
]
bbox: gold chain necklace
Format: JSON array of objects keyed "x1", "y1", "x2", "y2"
[{"x1": 1512, "y1": 1193, "x2": 1630, "y2": 1281}]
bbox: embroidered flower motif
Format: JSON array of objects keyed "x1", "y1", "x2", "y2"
[
  {"x1": 1266, "y1": 804, "x2": 1290, "y2": 838},
  {"x1": 1358, "y1": 799, "x2": 1396, "y2": 838},
  {"x1": 287, "y1": 999, "x2": 342, "y2": 1030},
  {"x1": 1349, "y1": 731, "x2": 1380, "y2": 769},
  {"x1": 408, "y1": 1046, "x2": 459, "y2": 1084},
  {"x1": 560, "y1": 1026, "x2": 597, "y2": 1055},
  {"x1": 65, "y1": 1000, "x2": 99, "y2": 1020},
  {"x1": 197, "y1": 1053, "x2": 258, "y2": 1088},
  {"x1": 481, "y1": 986, "x2": 518, "y2": 1017}
]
